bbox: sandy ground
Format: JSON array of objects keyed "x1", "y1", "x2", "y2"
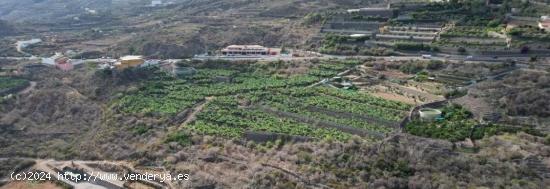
[{"x1": 370, "y1": 91, "x2": 418, "y2": 105}]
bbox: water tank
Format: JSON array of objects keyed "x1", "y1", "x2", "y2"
[{"x1": 419, "y1": 108, "x2": 442, "y2": 122}]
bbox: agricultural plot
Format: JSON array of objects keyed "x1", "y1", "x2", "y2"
[
  {"x1": 306, "y1": 59, "x2": 363, "y2": 79},
  {"x1": 114, "y1": 69, "x2": 318, "y2": 115},
  {"x1": 438, "y1": 26, "x2": 508, "y2": 48},
  {"x1": 114, "y1": 60, "x2": 412, "y2": 141},
  {"x1": 258, "y1": 88, "x2": 410, "y2": 131},
  {"x1": 0, "y1": 77, "x2": 28, "y2": 91},
  {"x1": 404, "y1": 104, "x2": 539, "y2": 142},
  {"x1": 188, "y1": 87, "x2": 411, "y2": 141},
  {"x1": 188, "y1": 96, "x2": 353, "y2": 141},
  {"x1": 0, "y1": 76, "x2": 29, "y2": 98}
]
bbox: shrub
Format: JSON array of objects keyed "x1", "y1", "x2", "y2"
[
  {"x1": 487, "y1": 19, "x2": 502, "y2": 28},
  {"x1": 133, "y1": 124, "x2": 150, "y2": 135},
  {"x1": 0, "y1": 77, "x2": 28, "y2": 91},
  {"x1": 427, "y1": 60, "x2": 444, "y2": 70},
  {"x1": 399, "y1": 62, "x2": 425, "y2": 74},
  {"x1": 457, "y1": 47, "x2": 466, "y2": 54},
  {"x1": 405, "y1": 104, "x2": 477, "y2": 142},
  {"x1": 544, "y1": 135, "x2": 550, "y2": 145},
  {"x1": 395, "y1": 42, "x2": 439, "y2": 52},
  {"x1": 444, "y1": 89, "x2": 467, "y2": 99},
  {"x1": 165, "y1": 131, "x2": 193, "y2": 146}
]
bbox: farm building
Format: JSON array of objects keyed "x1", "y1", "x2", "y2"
[
  {"x1": 41, "y1": 53, "x2": 73, "y2": 71},
  {"x1": 221, "y1": 45, "x2": 279, "y2": 56},
  {"x1": 55, "y1": 56, "x2": 73, "y2": 71},
  {"x1": 115, "y1": 55, "x2": 145, "y2": 69}
]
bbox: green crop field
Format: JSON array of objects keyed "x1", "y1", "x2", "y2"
[
  {"x1": 113, "y1": 60, "x2": 412, "y2": 141},
  {"x1": 0, "y1": 77, "x2": 28, "y2": 91}
]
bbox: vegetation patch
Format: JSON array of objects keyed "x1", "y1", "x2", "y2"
[
  {"x1": 405, "y1": 104, "x2": 480, "y2": 142},
  {"x1": 0, "y1": 76, "x2": 28, "y2": 91},
  {"x1": 165, "y1": 130, "x2": 192, "y2": 146}
]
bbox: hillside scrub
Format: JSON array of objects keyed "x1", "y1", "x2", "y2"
[
  {"x1": 475, "y1": 70, "x2": 550, "y2": 118},
  {"x1": 164, "y1": 133, "x2": 550, "y2": 188},
  {"x1": 394, "y1": 42, "x2": 439, "y2": 52}
]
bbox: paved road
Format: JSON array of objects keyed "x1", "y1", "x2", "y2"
[{"x1": 3, "y1": 52, "x2": 549, "y2": 68}]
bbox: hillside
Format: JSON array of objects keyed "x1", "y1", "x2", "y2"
[
  {"x1": 2, "y1": 1, "x2": 550, "y2": 188},
  {"x1": 0, "y1": 0, "x2": 380, "y2": 58},
  {"x1": 0, "y1": 20, "x2": 16, "y2": 36},
  {"x1": 1, "y1": 61, "x2": 549, "y2": 188},
  {"x1": 0, "y1": 0, "x2": 113, "y2": 23}
]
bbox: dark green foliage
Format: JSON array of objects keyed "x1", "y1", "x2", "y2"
[
  {"x1": 303, "y1": 12, "x2": 328, "y2": 25},
  {"x1": 394, "y1": 42, "x2": 439, "y2": 52},
  {"x1": 133, "y1": 124, "x2": 150, "y2": 135},
  {"x1": 414, "y1": 71, "x2": 430, "y2": 82},
  {"x1": 322, "y1": 34, "x2": 369, "y2": 47},
  {"x1": 96, "y1": 68, "x2": 113, "y2": 77},
  {"x1": 545, "y1": 135, "x2": 550, "y2": 145},
  {"x1": 426, "y1": 60, "x2": 444, "y2": 70},
  {"x1": 529, "y1": 56, "x2": 537, "y2": 62},
  {"x1": 487, "y1": 19, "x2": 502, "y2": 28},
  {"x1": 444, "y1": 89, "x2": 467, "y2": 99},
  {"x1": 508, "y1": 27, "x2": 550, "y2": 41},
  {"x1": 374, "y1": 158, "x2": 415, "y2": 177},
  {"x1": 0, "y1": 77, "x2": 28, "y2": 91},
  {"x1": 319, "y1": 34, "x2": 379, "y2": 55},
  {"x1": 128, "y1": 46, "x2": 137, "y2": 54},
  {"x1": 406, "y1": 103, "x2": 540, "y2": 142},
  {"x1": 457, "y1": 47, "x2": 466, "y2": 54},
  {"x1": 165, "y1": 131, "x2": 192, "y2": 146},
  {"x1": 405, "y1": 104, "x2": 477, "y2": 142},
  {"x1": 399, "y1": 62, "x2": 425, "y2": 74}
]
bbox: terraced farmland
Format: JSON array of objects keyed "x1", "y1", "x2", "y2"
[{"x1": 113, "y1": 60, "x2": 412, "y2": 141}]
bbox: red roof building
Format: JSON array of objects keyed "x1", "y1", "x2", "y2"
[
  {"x1": 55, "y1": 56, "x2": 73, "y2": 71},
  {"x1": 539, "y1": 16, "x2": 550, "y2": 31}
]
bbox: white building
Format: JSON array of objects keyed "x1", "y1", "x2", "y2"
[
  {"x1": 221, "y1": 45, "x2": 279, "y2": 56},
  {"x1": 41, "y1": 53, "x2": 64, "y2": 65},
  {"x1": 151, "y1": 0, "x2": 162, "y2": 7},
  {"x1": 539, "y1": 16, "x2": 550, "y2": 31},
  {"x1": 16, "y1": 39, "x2": 42, "y2": 53}
]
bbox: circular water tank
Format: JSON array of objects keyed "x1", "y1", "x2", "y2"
[{"x1": 419, "y1": 108, "x2": 442, "y2": 121}]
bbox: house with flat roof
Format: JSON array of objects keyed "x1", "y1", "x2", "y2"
[
  {"x1": 539, "y1": 16, "x2": 550, "y2": 31},
  {"x1": 221, "y1": 45, "x2": 279, "y2": 56},
  {"x1": 115, "y1": 55, "x2": 145, "y2": 69}
]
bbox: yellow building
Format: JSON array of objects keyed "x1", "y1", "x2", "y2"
[{"x1": 115, "y1": 55, "x2": 145, "y2": 70}]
